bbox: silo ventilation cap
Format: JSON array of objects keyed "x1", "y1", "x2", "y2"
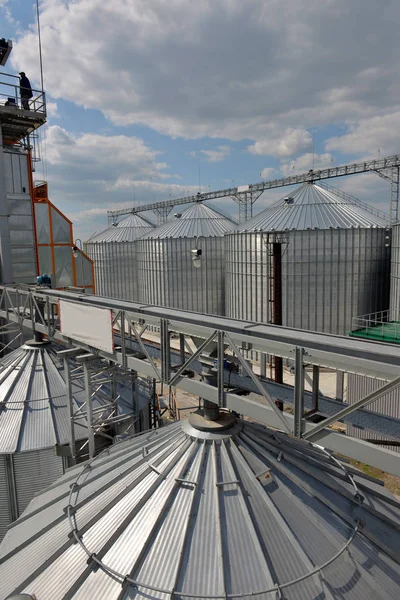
[{"x1": 284, "y1": 196, "x2": 294, "y2": 204}]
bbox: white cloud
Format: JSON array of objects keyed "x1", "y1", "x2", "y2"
[
  {"x1": 201, "y1": 145, "x2": 231, "y2": 163},
  {"x1": 280, "y1": 153, "x2": 334, "y2": 176},
  {"x1": 325, "y1": 111, "x2": 400, "y2": 157},
  {"x1": 260, "y1": 167, "x2": 278, "y2": 179},
  {"x1": 39, "y1": 126, "x2": 197, "y2": 241},
  {"x1": 248, "y1": 129, "x2": 312, "y2": 158},
  {"x1": 46, "y1": 101, "x2": 59, "y2": 118},
  {"x1": 10, "y1": 0, "x2": 400, "y2": 150}
]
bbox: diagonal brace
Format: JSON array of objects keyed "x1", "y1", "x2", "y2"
[
  {"x1": 304, "y1": 374, "x2": 400, "y2": 441},
  {"x1": 225, "y1": 334, "x2": 291, "y2": 433},
  {"x1": 169, "y1": 330, "x2": 217, "y2": 387}
]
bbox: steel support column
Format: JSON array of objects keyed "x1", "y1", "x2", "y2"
[
  {"x1": 233, "y1": 191, "x2": 263, "y2": 222},
  {"x1": 154, "y1": 206, "x2": 173, "y2": 225},
  {"x1": 312, "y1": 365, "x2": 320, "y2": 412},
  {"x1": 63, "y1": 356, "x2": 76, "y2": 464},
  {"x1": 390, "y1": 166, "x2": 400, "y2": 225},
  {"x1": 217, "y1": 330, "x2": 225, "y2": 408},
  {"x1": 294, "y1": 347, "x2": 305, "y2": 438},
  {"x1": 336, "y1": 371, "x2": 344, "y2": 402},
  {"x1": 82, "y1": 360, "x2": 95, "y2": 459},
  {"x1": 179, "y1": 333, "x2": 185, "y2": 365},
  {"x1": 160, "y1": 318, "x2": 170, "y2": 386}
]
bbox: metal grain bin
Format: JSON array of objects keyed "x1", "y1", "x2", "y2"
[
  {"x1": 390, "y1": 222, "x2": 400, "y2": 313},
  {"x1": 226, "y1": 183, "x2": 390, "y2": 335},
  {"x1": 0, "y1": 340, "x2": 136, "y2": 540},
  {"x1": 86, "y1": 214, "x2": 154, "y2": 301},
  {"x1": 2, "y1": 420, "x2": 400, "y2": 599},
  {"x1": 137, "y1": 203, "x2": 235, "y2": 315}
]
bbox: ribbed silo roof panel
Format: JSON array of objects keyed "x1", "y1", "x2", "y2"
[
  {"x1": 141, "y1": 203, "x2": 235, "y2": 239},
  {"x1": 1, "y1": 419, "x2": 400, "y2": 599},
  {"x1": 88, "y1": 214, "x2": 154, "y2": 243},
  {"x1": 232, "y1": 183, "x2": 389, "y2": 233}
]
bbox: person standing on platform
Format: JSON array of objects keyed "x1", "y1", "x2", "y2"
[{"x1": 19, "y1": 72, "x2": 32, "y2": 110}]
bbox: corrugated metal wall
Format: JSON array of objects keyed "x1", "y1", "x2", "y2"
[
  {"x1": 347, "y1": 374, "x2": 400, "y2": 453},
  {"x1": 86, "y1": 241, "x2": 138, "y2": 301},
  {"x1": 0, "y1": 456, "x2": 12, "y2": 541},
  {"x1": 137, "y1": 237, "x2": 226, "y2": 315},
  {"x1": 4, "y1": 148, "x2": 37, "y2": 283},
  {"x1": 0, "y1": 449, "x2": 64, "y2": 541},
  {"x1": 390, "y1": 223, "x2": 400, "y2": 314},
  {"x1": 226, "y1": 228, "x2": 390, "y2": 335},
  {"x1": 12, "y1": 449, "x2": 65, "y2": 515}
]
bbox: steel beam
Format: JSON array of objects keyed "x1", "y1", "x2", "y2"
[{"x1": 2, "y1": 286, "x2": 400, "y2": 381}]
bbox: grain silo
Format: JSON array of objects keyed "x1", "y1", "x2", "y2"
[
  {"x1": 136, "y1": 203, "x2": 235, "y2": 315},
  {"x1": 86, "y1": 214, "x2": 154, "y2": 301},
  {"x1": 1, "y1": 416, "x2": 400, "y2": 599},
  {"x1": 0, "y1": 338, "x2": 136, "y2": 541},
  {"x1": 226, "y1": 182, "x2": 390, "y2": 335},
  {"x1": 346, "y1": 221, "x2": 400, "y2": 452}
]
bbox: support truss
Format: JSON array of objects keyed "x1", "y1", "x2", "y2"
[{"x1": 1, "y1": 284, "x2": 400, "y2": 475}]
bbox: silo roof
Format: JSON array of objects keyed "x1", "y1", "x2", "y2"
[
  {"x1": 140, "y1": 202, "x2": 235, "y2": 239},
  {"x1": 0, "y1": 343, "x2": 132, "y2": 453},
  {"x1": 87, "y1": 214, "x2": 154, "y2": 243},
  {"x1": 231, "y1": 183, "x2": 389, "y2": 233},
  {"x1": 1, "y1": 418, "x2": 400, "y2": 599}
]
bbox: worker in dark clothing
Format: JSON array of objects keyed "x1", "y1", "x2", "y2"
[{"x1": 19, "y1": 72, "x2": 32, "y2": 110}]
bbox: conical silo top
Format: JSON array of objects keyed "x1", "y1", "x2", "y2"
[
  {"x1": 230, "y1": 183, "x2": 389, "y2": 233},
  {"x1": 141, "y1": 202, "x2": 235, "y2": 239},
  {"x1": 1, "y1": 418, "x2": 400, "y2": 599},
  {"x1": 87, "y1": 214, "x2": 154, "y2": 243},
  {"x1": 0, "y1": 342, "x2": 130, "y2": 453}
]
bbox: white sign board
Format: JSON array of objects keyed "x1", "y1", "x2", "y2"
[
  {"x1": 237, "y1": 184, "x2": 250, "y2": 193},
  {"x1": 59, "y1": 300, "x2": 114, "y2": 354}
]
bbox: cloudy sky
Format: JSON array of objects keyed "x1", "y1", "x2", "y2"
[{"x1": 1, "y1": 0, "x2": 399, "y2": 240}]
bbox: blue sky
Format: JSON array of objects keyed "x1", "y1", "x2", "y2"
[{"x1": 1, "y1": 0, "x2": 399, "y2": 240}]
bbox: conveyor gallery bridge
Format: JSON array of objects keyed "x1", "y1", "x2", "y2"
[{"x1": 1, "y1": 284, "x2": 400, "y2": 476}]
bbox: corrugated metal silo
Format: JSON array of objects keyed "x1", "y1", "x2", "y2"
[
  {"x1": 137, "y1": 203, "x2": 234, "y2": 315},
  {"x1": 346, "y1": 222, "x2": 400, "y2": 453},
  {"x1": 390, "y1": 222, "x2": 400, "y2": 314},
  {"x1": 86, "y1": 214, "x2": 154, "y2": 301},
  {"x1": 0, "y1": 339, "x2": 136, "y2": 541},
  {"x1": 226, "y1": 183, "x2": 390, "y2": 334},
  {"x1": 1, "y1": 418, "x2": 400, "y2": 599}
]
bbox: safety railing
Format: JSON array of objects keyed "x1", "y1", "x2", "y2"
[
  {"x1": 351, "y1": 309, "x2": 400, "y2": 339},
  {"x1": 0, "y1": 71, "x2": 46, "y2": 115}
]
